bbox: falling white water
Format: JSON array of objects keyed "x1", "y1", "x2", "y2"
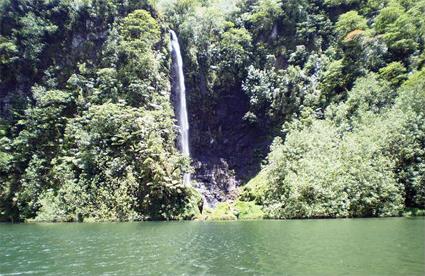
[{"x1": 170, "y1": 30, "x2": 191, "y2": 186}]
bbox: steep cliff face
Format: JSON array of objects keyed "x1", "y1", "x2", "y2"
[{"x1": 187, "y1": 84, "x2": 272, "y2": 206}]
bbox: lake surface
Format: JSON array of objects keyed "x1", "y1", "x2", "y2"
[{"x1": 0, "y1": 218, "x2": 424, "y2": 275}]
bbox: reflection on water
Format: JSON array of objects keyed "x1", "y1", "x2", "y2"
[{"x1": 0, "y1": 218, "x2": 424, "y2": 275}]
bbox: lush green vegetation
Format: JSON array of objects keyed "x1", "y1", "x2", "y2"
[
  {"x1": 163, "y1": 0, "x2": 424, "y2": 219},
  {"x1": 0, "y1": 0, "x2": 424, "y2": 221},
  {"x1": 232, "y1": 0, "x2": 425, "y2": 218},
  {"x1": 0, "y1": 0, "x2": 199, "y2": 222}
]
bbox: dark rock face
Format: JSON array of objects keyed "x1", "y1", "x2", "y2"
[
  {"x1": 186, "y1": 84, "x2": 272, "y2": 207},
  {"x1": 192, "y1": 159, "x2": 239, "y2": 208}
]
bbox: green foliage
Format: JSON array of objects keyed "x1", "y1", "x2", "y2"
[
  {"x1": 121, "y1": 10, "x2": 160, "y2": 48},
  {"x1": 234, "y1": 200, "x2": 264, "y2": 219},
  {"x1": 262, "y1": 120, "x2": 403, "y2": 219},
  {"x1": 17, "y1": 11, "x2": 58, "y2": 61},
  {"x1": 239, "y1": 169, "x2": 269, "y2": 205},
  {"x1": 37, "y1": 103, "x2": 192, "y2": 221},
  {"x1": 204, "y1": 202, "x2": 237, "y2": 220},
  {"x1": 320, "y1": 59, "x2": 347, "y2": 98},
  {"x1": 215, "y1": 27, "x2": 252, "y2": 82},
  {"x1": 403, "y1": 208, "x2": 425, "y2": 217},
  {"x1": 246, "y1": 0, "x2": 283, "y2": 35},
  {"x1": 0, "y1": 2, "x2": 196, "y2": 222},
  {"x1": 1, "y1": 0, "x2": 425, "y2": 222},
  {"x1": 374, "y1": 4, "x2": 419, "y2": 55},
  {"x1": 0, "y1": 36, "x2": 18, "y2": 65},
  {"x1": 0, "y1": 120, "x2": 12, "y2": 221},
  {"x1": 115, "y1": 10, "x2": 164, "y2": 102},
  {"x1": 242, "y1": 65, "x2": 275, "y2": 119},
  {"x1": 0, "y1": 120, "x2": 11, "y2": 170},
  {"x1": 243, "y1": 56, "x2": 322, "y2": 127},
  {"x1": 327, "y1": 74, "x2": 395, "y2": 127},
  {"x1": 164, "y1": 0, "x2": 425, "y2": 219},
  {"x1": 245, "y1": 71, "x2": 425, "y2": 218},
  {"x1": 379, "y1": 62, "x2": 408, "y2": 87},
  {"x1": 325, "y1": 0, "x2": 362, "y2": 7},
  {"x1": 201, "y1": 200, "x2": 264, "y2": 221},
  {"x1": 392, "y1": 70, "x2": 425, "y2": 207},
  {"x1": 335, "y1": 11, "x2": 368, "y2": 38}
]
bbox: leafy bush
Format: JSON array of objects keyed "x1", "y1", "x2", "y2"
[{"x1": 246, "y1": 72, "x2": 425, "y2": 219}]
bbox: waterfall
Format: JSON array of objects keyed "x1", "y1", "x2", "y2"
[{"x1": 170, "y1": 30, "x2": 191, "y2": 186}]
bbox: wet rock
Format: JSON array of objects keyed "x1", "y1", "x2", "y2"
[{"x1": 192, "y1": 158, "x2": 239, "y2": 208}]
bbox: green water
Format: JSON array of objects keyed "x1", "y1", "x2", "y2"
[{"x1": 0, "y1": 218, "x2": 424, "y2": 275}]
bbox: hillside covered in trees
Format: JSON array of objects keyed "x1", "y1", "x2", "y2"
[{"x1": 0, "y1": 0, "x2": 424, "y2": 222}]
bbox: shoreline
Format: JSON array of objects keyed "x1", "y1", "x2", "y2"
[{"x1": 1, "y1": 208, "x2": 423, "y2": 224}]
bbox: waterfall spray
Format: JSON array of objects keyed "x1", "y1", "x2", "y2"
[{"x1": 170, "y1": 30, "x2": 191, "y2": 186}]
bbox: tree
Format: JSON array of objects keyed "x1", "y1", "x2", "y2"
[
  {"x1": 120, "y1": 9, "x2": 160, "y2": 49},
  {"x1": 262, "y1": 118, "x2": 402, "y2": 219},
  {"x1": 374, "y1": 5, "x2": 419, "y2": 56},
  {"x1": 246, "y1": 0, "x2": 283, "y2": 37},
  {"x1": 335, "y1": 11, "x2": 367, "y2": 39},
  {"x1": 379, "y1": 62, "x2": 408, "y2": 87},
  {"x1": 215, "y1": 27, "x2": 252, "y2": 83}
]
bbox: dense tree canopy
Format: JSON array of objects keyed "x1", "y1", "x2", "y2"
[
  {"x1": 0, "y1": 0, "x2": 198, "y2": 222},
  {"x1": 1, "y1": 0, "x2": 424, "y2": 221},
  {"x1": 165, "y1": 0, "x2": 424, "y2": 218}
]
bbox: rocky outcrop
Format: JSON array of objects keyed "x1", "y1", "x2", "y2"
[
  {"x1": 186, "y1": 85, "x2": 273, "y2": 208},
  {"x1": 192, "y1": 158, "x2": 239, "y2": 208}
]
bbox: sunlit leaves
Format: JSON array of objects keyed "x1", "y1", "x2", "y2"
[
  {"x1": 335, "y1": 11, "x2": 367, "y2": 39},
  {"x1": 375, "y1": 4, "x2": 419, "y2": 55},
  {"x1": 121, "y1": 9, "x2": 160, "y2": 48}
]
